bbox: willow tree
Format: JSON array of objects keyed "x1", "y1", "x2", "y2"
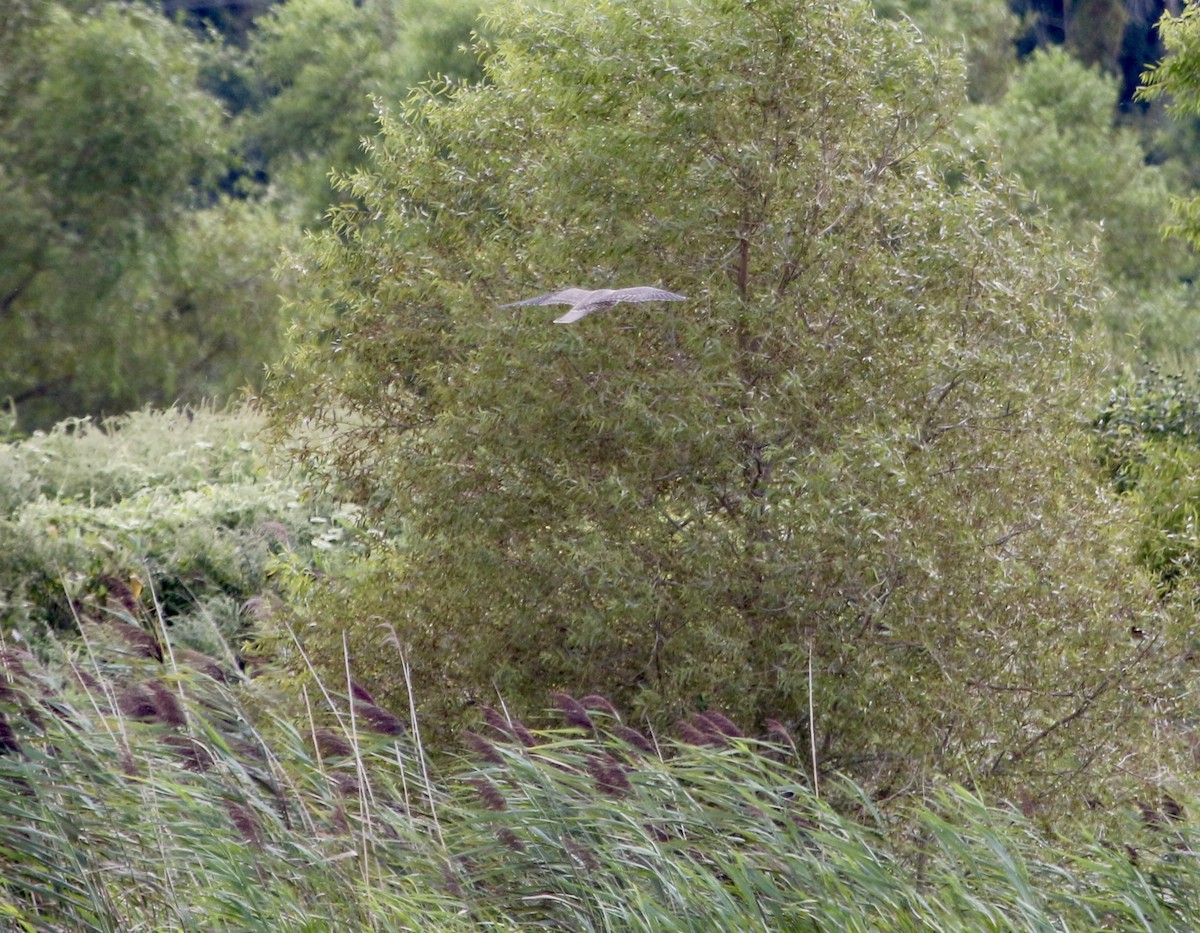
[
  {"x1": 1142, "y1": 4, "x2": 1200, "y2": 251},
  {"x1": 0, "y1": 2, "x2": 285, "y2": 430},
  {"x1": 272, "y1": 0, "x2": 1190, "y2": 802}
]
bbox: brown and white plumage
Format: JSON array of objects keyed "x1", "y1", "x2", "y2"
[{"x1": 502, "y1": 286, "x2": 687, "y2": 323}]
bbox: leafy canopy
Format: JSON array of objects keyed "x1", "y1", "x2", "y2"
[
  {"x1": 0, "y1": 2, "x2": 290, "y2": 430},
  {"x1": 273, "y1": 0, "x2": 1188, "y2": 800},
  {"x1": 874, "y1": 0, "x2": 1018, "y2": 103},
  {"x1": 242, "y1": 0, "x2": 485, "y2": 221},
  {"x1": 1141, "y1": 4, "x2": 1200, "y2": 252},
  {"x1": 974, "y1": 48, "x2": 1187, "y2": 292},
  {"x1": 969, "y1": 46, "x2": 1200, "y2": 363}
]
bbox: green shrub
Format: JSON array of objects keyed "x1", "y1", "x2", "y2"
[
  {"x1": 0, "y1": 406, "x2": 356, "y2": 652},
  {"x1": 0, "y1": 638, "x2": 1199, "y2": 931},
  {"x1": 1096, "y1": 369, "x2": 1200, "y2": 588},
  {"x1": 269, "y1": 0, "x2": 1189, "y2": 804}
]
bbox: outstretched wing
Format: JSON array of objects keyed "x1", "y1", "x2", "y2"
[
  {"x1": 502, "y1": 285, "x2": 687, "y2": 323},
  {"x1": 500, "y1": 288, "x2": 597, "y2": 308},
  {"x1": 553, "y1": 287, "x2": 687, "y2": 323},
  {"x1": 553, "y1": 304, "x2": 606, "y2": 324},
  {"x1": 610, "y1": 287, "x2": 687, "y2": 303}
]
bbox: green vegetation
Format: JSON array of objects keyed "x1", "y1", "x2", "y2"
[
  {"x1": 0, "y1": 3, "x2": 253, "y2": 429},
  {"x1": 242, "y1": 0, "x2": 485, "y2": 220},
  {"x1": 874, "y1": 0, "x2": 1019, "y2": 102},
  {"x1": 269, "y1": 0, "x2": 1192, "y2": 806},
  {"x1": 0, "y1": 0, "x2": 484, "y2": 431},
  {"x1": 1141, "y1": 3, "x2": 1200, "y2": 251},
  {"x1": 0, "y1": 406, "x2": 353, "y2": 654},
  {"x1": 8, "y1": 0, "x2": 1200, "y2": 927},
  {"x1": 968, "y1": 46, "x2": 1200, "y2": 361},
  {"x1": 1096, "y1": 368, "x2": 1200, "y2": 596},
  {"x1": 3, "y1": 628, "x2": 1200, "y2": 930}
]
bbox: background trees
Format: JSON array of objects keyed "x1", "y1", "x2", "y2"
[
  {"x1": 240, "y1": 0, "x2": 484, "y2": 221},
  {"x1": 1142, "y1": 3, "x2": 1200, "y2": 250},
  {"x1": 967, "y1": 47, "x2": 1200, "y2": 361},
  {"x1": 0, "y1": 3, "x2": 240, "y2": 428},
  {"x1": 7, "y1": 2, "x2": 1200, "y2": 920},
  {"x1": 270, "y1": 0, "x2": 1193, "y2": 801},
  {"x1": 874, "y1": 0, "x2": 1019, "y2": 102},
  {"x1": 2, "y1": 0, "x2": 1199, "y2": 817},
  {"x1": 0, "y1": 0, "x2": 484, "y2": 432}
]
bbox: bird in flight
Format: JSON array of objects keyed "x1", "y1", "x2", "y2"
[{"x1": 502, "y1": 286, "x2": 687, "y2": 323}]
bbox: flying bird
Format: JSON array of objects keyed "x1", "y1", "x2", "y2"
[{"x1": 502, "y1": 286, "x2": 687, "y2": 323}]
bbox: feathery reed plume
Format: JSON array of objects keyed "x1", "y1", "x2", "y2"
[
  {"x1": 564, "y1": 838, "x2": 599, "y2": 871},
  {"x1": 258, "y1": 521, "x2": 292, "y2": 548},
  {"x1": 146, "y1": 681, "x2": 186, "y2": 728},
  {"x1": 481, "y1": 705, "x2": 512, "y2": 738},
  {"x1": 96, "y1": 618, "x2": 162, "y2": 660},
  {"x1": 612, "y1": 724, "x2": 655, "y2": 755},
  {"x1": 580, "y1": 694, "x2": 620, "y2": 719},
  {"x1": 646, "y1": 821, "x2": 676, "y2": 843},
  {"x1": 348, "y1": 680, "x2": 376, "y2": 705},
  {"x1": 510, "y1": 717, "x2": 538, "y2": 748},
  {"x1": 587, "y1": 753, "x2": 632, "y2": 797},
  {"x1": 687, "y1": 712, "x2": 725, "y2": 742},
  {"x1": 1139, "y1": 794, "x2": 1187, "y2": 835},
  {"x1": 225, "y1": 800, "x2": 265, "y2": 849},
  {"x1": 176, "y1": 648, "x2": 229, "y2": 683},
  {"x1": 697, "y1": 709, "x2": 743, "y2": 739},
  {"x1": 118, "y1": 745, "x2": 139, "y2": 777},
  {"x1": 21, "y1": 704, "x2": 45, "y2": 732},
  {"x1": 0, "y1": 649, "x2": 34, "y2": 681},
  {"x1": 98, "y1": 573, "x2": 142, "y2": 615},
  {"x1": 165, "y1": 734, "x2": 214, "y2": 772},
  {"x1": 332, "y1": 773, "x2": 361, "y2": 797},
  {"x1": 313, "y1": 728, "x2": 354, "y2": 759},
  {"x1": 470, "y1": 776, "x2": 507, "y2": 811},
  {"x1": 0, "y1": 713, "x2": 21, "y2": 756},
  {"x1": 766, "y1": 719, "x2": 796, "y2": 750},
  {"x1": 497, "y1": 827, "x2": 525, "y2": 852},
  {"x1": 1140, "y1": 800, "x2": 1166, "y2": 830},
  {"x1": 117, "y1": 684, "x2": 161, "y2": 720},
  {"x1": 676, "y1": 718, "x2": 715, "y2": 746},
  {"x1": 70, "y1": 665, "x2": 104, "y2": 696},
  {"x1": 464, "y1": 731, "x2": 505, "y2": 765},
  {"x1": 551, "y1": 692, "x2": 594, "y2": 731},
  {"x1": 240, "y1": 595, "x2": 274, "y2": 623},
  {"x1": 481, "y1": 705, "x2": 537, "y2": 746},
  {"x1": 354, "y1": 702, "x2": 406, "y2": 736}
]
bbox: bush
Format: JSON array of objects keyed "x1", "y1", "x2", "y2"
[
  {"x1": 0, "y1": 406, "x2": 356, "y2": 653},
  {"x1": 0, "y1": 649, "x2": 1198, "y2": 930},
  {"x1": 1096, "y1": 369, "x2": 1200, "y2": 589},
  {"x1": 269, "y1": 0, "x2": 1194, "y2": 804}
]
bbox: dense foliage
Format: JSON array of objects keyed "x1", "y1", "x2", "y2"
[
  {"x1": 0, "y1": 0, "x2": 485, "y2": 431},
  {"x1": 8, "y1": 0, "x2": 1200, "y2": 926},
  {"x1": 1095, "y1": 368, "x2": 1200, "y2": 594},
  {"x1": 1142, "y1": 3, "x2": 1200, "y2": 253},
  {"x1": 0, "y1": 407, "x2": 354, "y2": 657},
  {"x1": 965, "y1": 46, "x2": 1200, "y2": 363},
  {"x1": 874, "y1": 0, "x2": 1018, "y2": 102},
  {"x1": 241, "y1": 0, "x2": 485, "y2": 220},
  {"x1": 267, "y1": 0, "x2": 1196, "y2": 804},
  {"x1": 2, "y1": 633, "x2": 1200, "y2": 931}
]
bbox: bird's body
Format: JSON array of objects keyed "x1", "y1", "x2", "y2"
[{"x1": 502, "y1": 286, "x2": 686, "y2": 323}]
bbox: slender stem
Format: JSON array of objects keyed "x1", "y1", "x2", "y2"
[{"x1": 808, "y1": 630, "x2": 819, "y2": 799}]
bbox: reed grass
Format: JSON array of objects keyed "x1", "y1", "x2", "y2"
[{"x1": 1, "y1": 619, "x2": 1200, "y2": 931}]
